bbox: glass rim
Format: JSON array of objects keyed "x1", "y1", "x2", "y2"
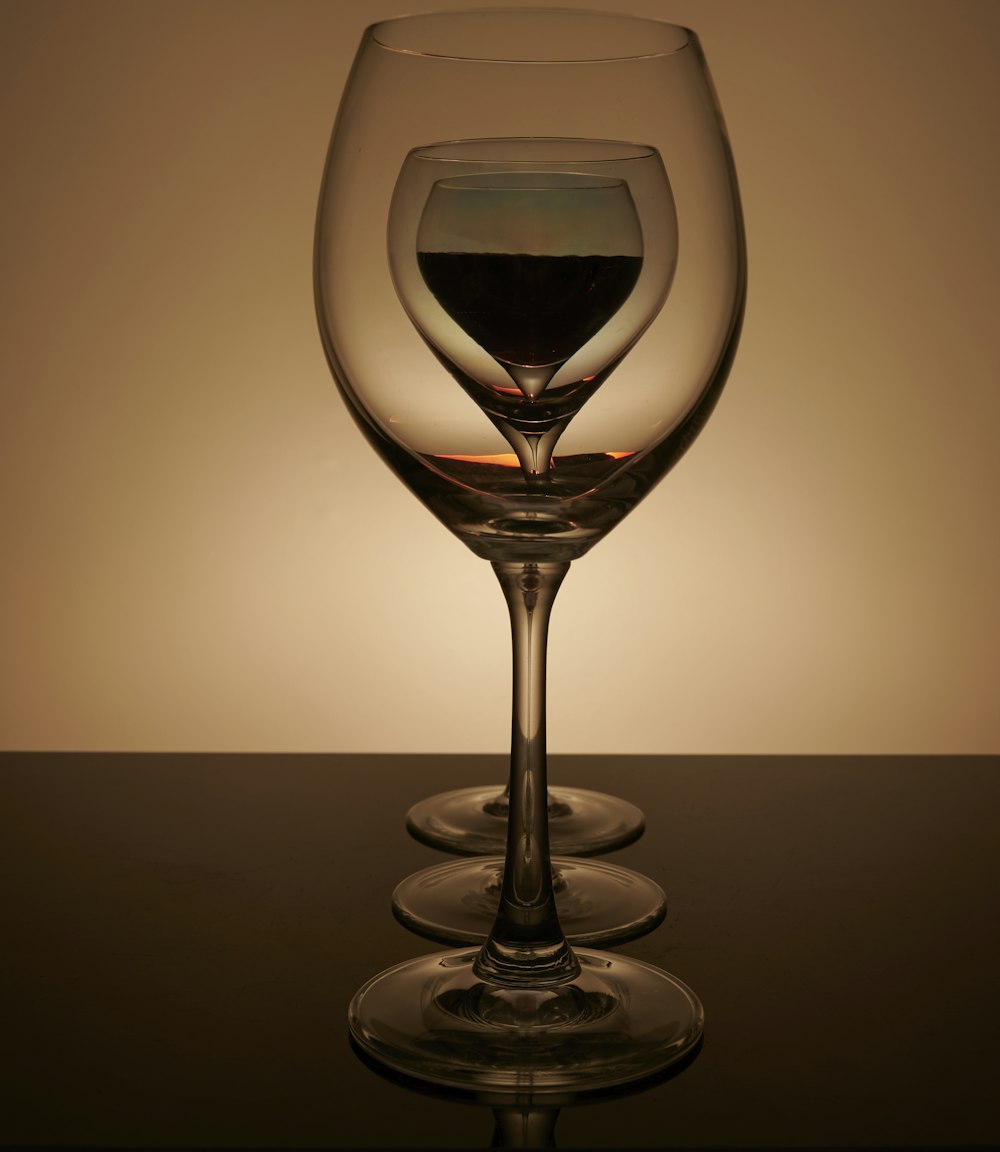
[
  {"x1": 408, "y1": 138, "x2": 659, "y2": 164},
  {"x1": 368, "y1": 8, "x2": 694, "y2": 64},
  {"x1": 431, "y1": 174, "x2": 630, "y2": 191}
]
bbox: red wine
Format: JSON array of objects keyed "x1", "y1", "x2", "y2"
[{"x1": 417, "y1": 251, "x2": 642, "y2": 369}]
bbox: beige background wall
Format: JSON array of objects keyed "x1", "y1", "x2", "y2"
[{"x1": 1, "y1": 0, "x2": 997, "y2": 754}]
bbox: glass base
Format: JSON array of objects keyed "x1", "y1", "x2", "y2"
[
  {"x1": 393, "y1": 856, "x2": 666, "y2": 947},
  {"x1": 405, "y1": 785, "x2": 645, "y2": 856},
  {"x1": 349, "y1": 947, "x2": 704, "y2": 1094}
]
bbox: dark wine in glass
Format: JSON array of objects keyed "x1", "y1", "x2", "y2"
[{"x1": 416, "y1": 250, "x2": 643, "y2": 386}]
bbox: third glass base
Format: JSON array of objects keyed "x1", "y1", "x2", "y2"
[
  {"x1": 393, "y1": 856, "x2": 666, "y2": 947},
  {"x1": 405, "y1": 785, "x2": 645, "y2": 856},
  {"x1": 349, "y1": 947, "x2": 703, "y2": 1095}
]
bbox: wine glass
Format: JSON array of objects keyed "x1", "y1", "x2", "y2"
[
  {"x1": 401, "y1": 159, "x2": 651, "y2": 870},
  {"x1": 315, "y1": 9, "x2": 745, "y2": 1091},
  {"x1": 385, "y1": 139, "x2": 672, "y2": 948}
]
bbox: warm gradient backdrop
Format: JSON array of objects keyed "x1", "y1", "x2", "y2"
[{"x1": 1, "y1": 0, "x2": 997, "y2": 753}]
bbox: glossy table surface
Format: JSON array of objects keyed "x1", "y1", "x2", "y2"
[{"x1": 2, "y1": 752, "x2": 998, "y2": 1149}]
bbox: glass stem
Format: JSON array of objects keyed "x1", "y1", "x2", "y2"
[
  {"x1": 473, "y1": 560, "x2": 580, "y2": 987},
  {"x1": 495, "y1": 419, "x2": 566, "y2": 479},
  {"x1": 490, "y1": 1106, "x2": 559, "y2": 1147}
]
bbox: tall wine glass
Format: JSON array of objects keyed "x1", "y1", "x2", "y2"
[{"x1": 315, "y1": 10, "x2": 745, "y2": 1091}]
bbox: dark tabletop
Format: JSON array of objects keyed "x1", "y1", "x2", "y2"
[{"x1": 1, "y1": 753, "x2": 997, "y2": 1149}]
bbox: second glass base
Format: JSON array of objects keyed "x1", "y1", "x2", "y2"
[
  {"x1": 349, "y1": 947, "x2": 704, "y2": 1095},
  {"x1": 392, "y1": 856, "x2": 666, "y2": 947},
  {"x1": 405, "y1": 784, "x2": 645, "y2": 856}
]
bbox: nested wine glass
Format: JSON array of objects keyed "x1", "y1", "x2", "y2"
[
  {"x1": 315, "y1": 8, "x2": 745, "y2": 1092},
  {"x1": 387, "y1": 138, "x2": 672, "y2": 948}
]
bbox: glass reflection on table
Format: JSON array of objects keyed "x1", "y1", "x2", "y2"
[{"x1": 350, "y1": 1032, "x2": 702, "y2": 1147}]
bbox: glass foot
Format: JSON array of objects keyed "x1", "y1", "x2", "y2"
[
  {"x1": 393, "y1": 856, "x2": 666, "y2": 947},
  {"x1": 349, "y1": 947, "x2": 703, "y2": 1094},
  {"x1": 405, "y1": 785, "x2": 645, "y2": 856}
]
